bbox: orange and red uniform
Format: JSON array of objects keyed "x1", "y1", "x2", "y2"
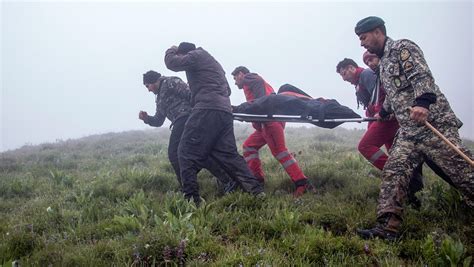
[{"x1": 241, "y1": 73, "x2": 308, "y2": 187}]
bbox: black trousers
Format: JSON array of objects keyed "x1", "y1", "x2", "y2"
[
  {"x1": 405, "y1": 156, "x2": 455, "y2": 199},
  {"x1": 424, "y1": 158, "x2": 454, "y2": 187},
  {"x1": 178, "y1": 110, "x2": 263, "y2": 202},
  {"x1": 168, "y1": 116, "x2": 237, "y2": 194}
]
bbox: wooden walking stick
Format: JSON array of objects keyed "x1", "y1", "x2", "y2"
[
  {"x1": 408, "y1": 107, "x2": 473, "y2": 166},
  {"x1": 424, "y1": 121, "x2": 474, "y2": 167}
]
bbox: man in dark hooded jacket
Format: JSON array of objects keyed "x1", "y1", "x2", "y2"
[{"x1": 165, "y1": 42, "x2": 264, "y2": 204}]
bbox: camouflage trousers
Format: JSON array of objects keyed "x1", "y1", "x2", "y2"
[{"x1": 377, "y1": 125, "x2": 473, "y2": 220}]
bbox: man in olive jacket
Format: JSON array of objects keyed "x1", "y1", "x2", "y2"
[
  {"x1": 139, "y1": 70, "x2": 237, "y2": 195},
  {"x1": 165, "y1": 42, "x2": 264, "y2": 204}
]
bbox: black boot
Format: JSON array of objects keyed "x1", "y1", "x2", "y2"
[
  {"x1": 357, "y1": 213, "x2": 401, "y2": 241},
  {"x1": 293, "y1": 179, "x2": 315, "y2": 197}
]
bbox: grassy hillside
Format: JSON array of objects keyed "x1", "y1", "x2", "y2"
[{"x1": 1, "y1": 124, "x2": 473, "y2": 266}]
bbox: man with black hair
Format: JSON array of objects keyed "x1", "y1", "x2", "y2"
[
  {"x1": 231, "y1": 66, "x2": 312, "y2": 197},
  {"x1": 337, "y1": 56, "x2": 428, "y2": 208},
  {"x1": 165, "y1": 43, "x2": 264, "y2": 204},
  {"x1": 337, "y1": 57, "x2": 400, "y2": 171},
  {"x1": 139, "y1": 70, "x2": 237, "y2": 195},
  {"x1": 354, "y1": 16, "x2": 473, "y2": 240}
]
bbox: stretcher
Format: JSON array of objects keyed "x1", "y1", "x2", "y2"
[
  {"x1": 231, "y1": 91, "x2": 375, "y2": 128},
  {"x1": 233, "y1": 113, "x2": 377, "y2": 124}
]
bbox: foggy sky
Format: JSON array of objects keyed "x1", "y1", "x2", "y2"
[{"x1": 1, "y1": 0, "x2": 473, "y2": 152}]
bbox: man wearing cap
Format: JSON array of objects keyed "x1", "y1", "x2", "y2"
[
  {"x1": 362, "y1": 50, "x2": 380, "y2": 71},
  {"x1": 139, "y1": 70, "x2": 237, "y2": 195},
  {"x1": 164, "y1": 42, "x2": 264, "y2": 204},
  {"x1": 231, "y1": 66, "x2": 312, "y2": 197},
  {"x1": 354, "y1": 16, "x2": 473, "y2": 240}
]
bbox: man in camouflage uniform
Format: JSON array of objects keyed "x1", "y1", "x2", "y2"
[
  {"x1": 353, "y1": 16, "x2": 473, "y2": 240},
  {"x1": 139, "y1": 70, "x2": 237, "y2": 194}
]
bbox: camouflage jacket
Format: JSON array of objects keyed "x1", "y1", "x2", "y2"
[
  {"x1": 144, "y1": 76, "x2": 192, "y2": 127},
  {"x1": 379, "y1": 37, "x2": 462, "y2": 137}
]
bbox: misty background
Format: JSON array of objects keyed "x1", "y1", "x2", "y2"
[{"x1": 2, "y1": 1, "x2": 473, "y2": 152}]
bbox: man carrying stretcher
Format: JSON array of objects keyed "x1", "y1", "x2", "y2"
[{"x1": 231, "y1": 66, "x2": 312, "y2": 197}]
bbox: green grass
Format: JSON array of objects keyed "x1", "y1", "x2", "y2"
[{"x1": 0, "y1": 125, "x2": 473, "y2": 266}]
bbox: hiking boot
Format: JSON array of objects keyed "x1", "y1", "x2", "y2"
[
  {"x1": 293, "y1": 179, "x2": 314, "y2": 197},
  {"x1": 293, "y1": 185, "x2": 307, "y2": 197},
  {"x1": 357, "y1": 225, "x2": 398, "y2": 241},
  {"x1": 357, "y1": 213, "x2": 401, "y2": 241}
]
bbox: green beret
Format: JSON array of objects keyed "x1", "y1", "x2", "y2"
[{"x1": 354, "y1": 16, "x2": 385, "y2": 35}]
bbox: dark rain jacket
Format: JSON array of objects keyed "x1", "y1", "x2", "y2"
[{"x1": 165, "y1": 47, "x2": 232, "y2": 113}]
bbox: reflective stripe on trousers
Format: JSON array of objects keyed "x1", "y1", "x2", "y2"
[{"x1": 369, "y1": 149, "x2": 386, "y2": 164}]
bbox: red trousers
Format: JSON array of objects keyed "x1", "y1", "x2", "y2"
[
  {"x1": 242, "y1": 122, "x2": 307, "y2": 183},
  {"x1": 358, "y1": 120, "x2": 399, "y2": 170}
]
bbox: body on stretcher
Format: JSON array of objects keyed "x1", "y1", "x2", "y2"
[
  {"x1": 232, "y1": 84, "x2": 375, "y2": 128},
  {"x1": 233, "y1": 113, "x2": 377, "y2": 124}
]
